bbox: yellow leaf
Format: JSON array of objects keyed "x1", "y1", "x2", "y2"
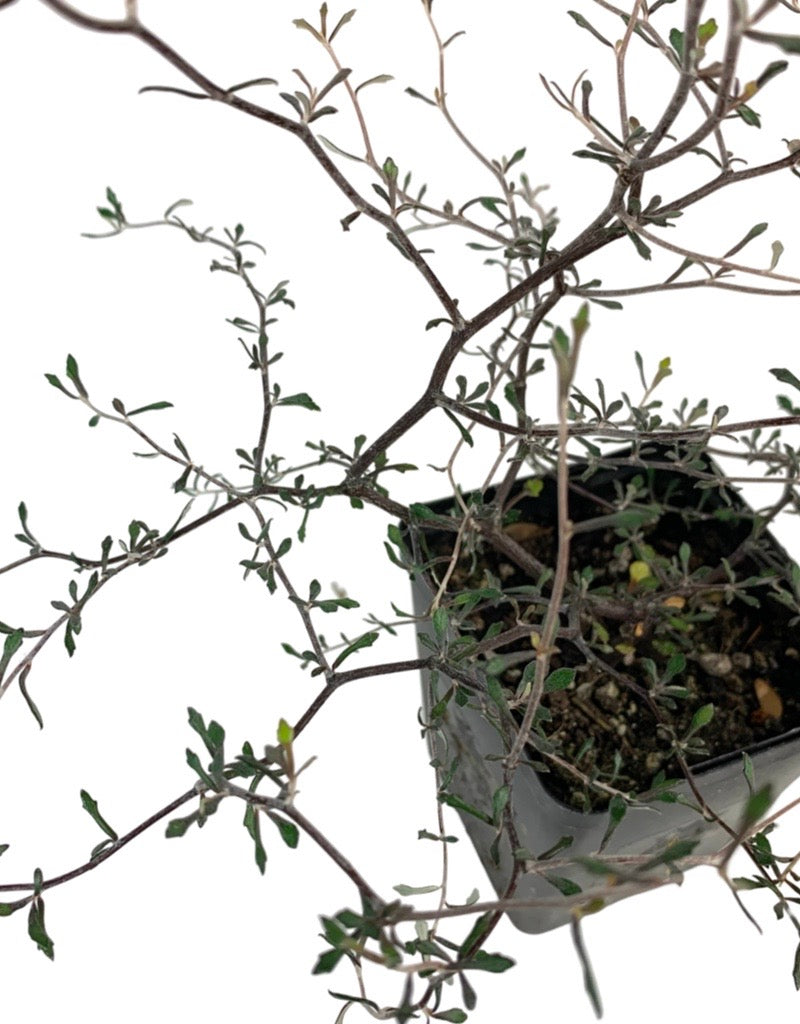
[{"x1": 277, "y1": 718, "x2": 294, "y2": 745}]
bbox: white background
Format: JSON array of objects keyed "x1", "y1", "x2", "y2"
[{"x1": 2, "y1": 1, "x2": 800, "y2": 1020}]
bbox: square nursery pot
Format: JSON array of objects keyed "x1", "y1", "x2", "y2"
[{"x1": 407, "y1": 446, "x2": 800, "y2": 933}]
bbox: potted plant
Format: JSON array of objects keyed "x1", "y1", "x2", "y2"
[
  {"x1": 407, "y1": 442, "x2": 800, "y2": 935},
  {"x1": 3, "y1": 1, "x2": 800, "y2": 1020}
]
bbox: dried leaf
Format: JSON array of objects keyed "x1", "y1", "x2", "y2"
[
  {"x1": 769, "y1": 240, "x2": 784, "y2": 271},
  {"x1": 503, "y1": 522, "x2": 551, "y2": 543},
  {"x1": 754, "y1": 677, "x2": 783, "y2": 720}
]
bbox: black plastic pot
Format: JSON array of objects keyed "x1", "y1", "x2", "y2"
[{"x1": 409, "y1": 448, "x2": 800, "y2": 933}]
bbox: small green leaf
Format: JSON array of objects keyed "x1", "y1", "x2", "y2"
[
  {"x1": 105, "y1": 186, "x2": 124, "y2": 218},
  {"x1": 652, "y1": 355, "x2": 672, "y2": 389},
  {"x1": 567, "y1": 10, "x2": 613, "y2": 48},
  {"x1": 187, "y1": 707, "x2": 225, "y2": 758},
  {"x1": 732, "y1": 876, "x2": 767, "y2": 891},
  {"x1": 90, "y1": 839, "x2": 115, "y2": 860},
  {"x1": 740, "y1": 784, "x2": 773, "y2": 831},
  {"x1": 544, "y1": 667, "x2": 576, "y2": 693},
  {"x1": 687, "y1": 702, "x2": 714, "y2": 736},
  {"x1": 537, "y1": 835, "x2": 574, "y2": 860},
  {"x1": 439, "y1": 792, "x2": 493, "y2": 825},
  {"x1": 44, "y1": 373, "x2": 76, "y2": 398},
  {"x1": 268, "y1": 811, "x2": 299, "y2": 849},
  {"x1": 355, "y1": 73, "x2": 394, "y2": 95},
  {"x1": 735, "y1": 103, "x2": 761, "y2": 128},
  {"x1": 316, "y1": 67, "x2": 351, "y2": 104},
  {"x1": 573, "y1": 148, "x2": 621, "y2": 168},
  {"x1": 492, "y1": 784, "x2": 510, "y2": 823},
  {"x1": 432, "y1": 1011, "x2": 468, "y2": 1023},
  {"x1": 599, "y1": 794, "x2": 627, "y2": 852},
  {"x1": 277, "y1": 392, "x2": 321, "y2": 411},
  {"x1": 126, "y1": 401, "x2": 174, "y2": 417},
  {"x1": 669, "y1": 27, "x2": 684, "y2": 60},
  {"x1": 80, "y1": 790, "x2": 118, "y2": 842},
  {"x1": 724, "y1": 222, "x2": 768, "y2": 259},
  {"x1": 525, "y1": 478, "x2": 544, "y2": 498},
  {"x1": 461, "y1": 950, "x2": 515, "y2": 973},
  {"x1": 292, "y1": 16, "x2": 323, "y2": 41},
  {"x1": 28, "y1": 896, "x2": 54, "y2": 960},
  {"x1": 186, "y1": 748, "x2": 216, "y2": 790},
  {"x1": 442, "y1": 407, "x2": 474, "y2": 446},
  {"x1": 313, "y1": 947, "x2": 345, "y2": 975},
  {"x1": 430, "y1": 687, "x2": 454, "y2": 720},
  {"x1": 458, "y1": 913, "x2": 492, "y2": 957},
  {"x1": 479, "y1": 196, "x2": 507, "y2": 217},
  {"x1": 640, "y1": 838, "x2": 698, "y2": 869},
  {"x1": 571, "y1": 301, "x2": 590, "y2": 343},
  {"x1": 277, "y1": 718, "x2": 294, "y2": 745},
  {"x1": 742, "y1": 751, "x2": 755, "y2": 793},
  {"x1": 393, "y1": 882, "x2": 440, "y2": 896},
  {"x1": 0, "y1": 628, "x2": 23, "y2": 675},
  {"x1": 165, "y1": 816, "x2": 193, "y2": 838},
  {"x1": 65, "y1": 354, "x2": 88, "y2": 398},
  {"x1": 173, "y1": 434, "x2": 191, "y2": 460},
  {"x1": 664, "y1": 256, "x2": 695, "y2": 284},
  {"x1": 756, "y1": 60, "x2": 788, "y2": 90},
  {"x1": 404, "y1": 86, "x2": 437, "y2": 107},
  {"x1": 407, "y1": 503, "x2": 433, "y2": 520},
  {"x1": 332, "y1": 631, "x2": 378, "y2": 669},
  {"x1": 545, "y1": 873, "x2": 582, "y2": 896},
  {"x1": 697, "y1": 18, "x2": 717, "y2": 45},
  {"x1": 64, "y1": 622, "x2": 76, "y2": 658},
  {"x1": 329, "y1": 8, "x2": 356, "y2": 42},
  {"x1": 432, "y1": 606, "x2": 449, "y2": 645},
  {"x1": 770, "y1": 367, "x2": 800, "y2": 392},
  {"x1": 505, "y1": 147, "x2": 526, "y2": 170},
  {"x1": 486, "y1": 675, "x2": 508, "y2": 715},
  {"x1": 460, "y1": 972, "x2": 477, "y2": 1010},
  {"x1": 418, "y1": 828, "x2": 458, "y2": 844},
  {"x1": 504, "y1": 381, "x2": 525, "y2": 415},
  {"x1": 623, "y1": 225, "x2": 652, "y2": 261},
  {"x1": 243, "y1": 804, "x2": 267, "y2": 874},
  {"x1": 280, "y1": 92, "x2": 304, "y2": 117},
  {"x1": 746, "y1": 29, "x2": 800, "y2": 55},
  {"x1": 328, "y1": 992, "x2": 381, "y2": 1012},
  {"x1": 571, "y1": 917, "x2": 602, "y2": 1018}
]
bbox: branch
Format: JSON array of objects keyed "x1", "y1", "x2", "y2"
[
  {"x1": 0, "y1": 786, "x2": 197, "y2": 894},
  {"x1": 656, "y1": 150, "x2": 800, "y2": 214},
  {"x1": 293, "y1": 658, "x2": 432, "y2": 737},
  {"x1": 633, "y1": 1, "x2": 743, "y2": 171},
  {"x1": 624, "y1": 216, "x2": 800, "y2": 286},
  {"x1": 574, "y1": 279, "x2": 800, "y2": 299},
  {"x1": 36, "y1": 0, "x2": 461, "y2": 322},
  {"x1": 347, "y1": 183, "x2": 628, "y2": 478},
  {"x1": 226, "y1": 782, "x2": 386, "y2": 908},
  {"x1": 631, "y1": 0, "x2": 709, "y2": 162}
]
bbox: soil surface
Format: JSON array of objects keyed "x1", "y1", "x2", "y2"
[{"x1": 421, "y1": 456, "x2": 800, "y2": 810}]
